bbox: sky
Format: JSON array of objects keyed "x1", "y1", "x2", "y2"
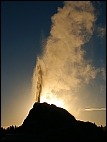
[{"x1": 1, "y1": 1, "x2": 106, "y2": 128}]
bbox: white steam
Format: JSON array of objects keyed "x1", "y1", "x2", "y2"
[{"x1": 32, "y1": 1, "x2": 98, "y2": 115}]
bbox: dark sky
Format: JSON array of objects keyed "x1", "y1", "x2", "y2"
[{"x1": 1, "y1": 1, "x2": 106, "y2": 128}]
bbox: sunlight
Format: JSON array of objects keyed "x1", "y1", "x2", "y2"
[{"x1": 40, "y1": 92, "x2": 64, "y2": 108}]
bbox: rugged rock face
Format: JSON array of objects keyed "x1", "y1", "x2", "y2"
[
  {"x1": 22, "y1": 102, "x2": 76, "y2": 132},
  {"x1": 1, "y1": 102, "x2": 106, "y2": 142}
]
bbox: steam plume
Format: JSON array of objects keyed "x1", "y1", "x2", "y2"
[{"x1": 32, "y1": 1, "x2": 97, "y2": 111}]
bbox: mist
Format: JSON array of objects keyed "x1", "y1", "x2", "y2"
[{"x1": 32, "y1": 1, "x2": 99, "y2": 116}]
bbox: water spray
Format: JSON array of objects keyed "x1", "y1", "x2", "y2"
[
  {"x1": 35, "y1": 61, "x2": 42, "y2": 103},
  {"x1": 33, "y1": 1, "x2": 97, "y2": 111}
]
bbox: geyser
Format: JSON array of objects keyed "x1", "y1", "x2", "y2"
[
  {"x1": 32, "y1": 1, "x2": 97, "y2": 113},
  {"x1": 33, "y1": 57, "x2": 42, "y2": 102}
]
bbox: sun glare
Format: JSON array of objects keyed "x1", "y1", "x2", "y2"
[{"x1": 40, "y1": 93, "x2": 64, "y2": 108}]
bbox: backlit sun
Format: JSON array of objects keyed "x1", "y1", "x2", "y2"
[{"x1": 40, "y1": 92, "x2": 65, "y2": 108}]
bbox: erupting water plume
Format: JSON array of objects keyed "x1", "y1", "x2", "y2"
[
  {"x1": 32, "y1": 57, "x2": 42, "y2": 102},
  {"x1": 32, "y1": 1, "x2": 97, "y2": 114}
]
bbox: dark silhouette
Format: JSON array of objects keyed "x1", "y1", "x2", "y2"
[{"x1": 1, "y1": 102, "x2": 106, "y2": 141}]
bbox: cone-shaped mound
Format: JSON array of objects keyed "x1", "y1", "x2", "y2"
[
  {"x1": 22, "y1": 102, "x2": 76, "y2": 132},
  {"x1": 1, "y1": 102, "x2": 106, "y2": 142}
]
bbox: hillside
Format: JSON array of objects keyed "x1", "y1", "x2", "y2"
[{"x1": 1, "y1": 102, "x2": 106, "y2": 141}]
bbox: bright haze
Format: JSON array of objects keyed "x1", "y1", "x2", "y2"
[{"x1": 1, "y1": 1, "x2": 106, "y2": 128}]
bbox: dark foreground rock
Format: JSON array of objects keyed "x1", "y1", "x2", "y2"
[{"x1": 1, "y1": 102, "x2": 106, "y2": 141}]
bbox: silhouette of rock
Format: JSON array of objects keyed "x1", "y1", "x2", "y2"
[
  {"x1": 22, "y1": 102, "x2": 76, "y2": 132},
  {"x1": 1, "y1": 102, "x2": 106, "y2": 142}
]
